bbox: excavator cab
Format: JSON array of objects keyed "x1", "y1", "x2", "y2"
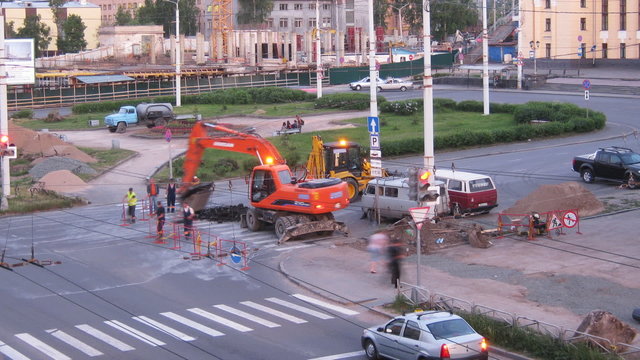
[
  {"x1": 323, "y1": 141, "x2": 363, "y2": 177},
  {"x1": 250, "y1": 169, "x2": 278, "y2": 203}
]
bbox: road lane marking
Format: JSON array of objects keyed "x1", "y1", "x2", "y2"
[
  {"x1": 14, "y1": 333, "x2": 70, "y2": 360},
  {"x1": 265, "y1": 298, "x2": 333, "y2": 319},
  {"x1": 75, "y1": 324, "x2": 135, "y2": 351},
  {"x1": 160, "y1": 312, "x2": 225, "y2": 337},
  {"x1": 188, "y1": 308, "x2": 253, "y2": 332},
  {"x1": 308, "y1": 350, "x2": 366, "y2": 360},
  {"x1": 133, "y1": 316, "x2": 196, "y2": 342},
  {"x1": 0, "y1": 340, "x2": 30, "y2": 360},
  {"x1": 274, "y1": 244, "x2": 314, "y2": 251},
  {"x1": 104, "y1": 320, "x2": 165, "y2": 347},
  {"x1": 240, "y1": 301, "x2": 307, "y2": 324},
  {"x1": 213, "y1": 305, "x2": 280, "y2": 328},
  {"x1": 293, "y1": 294, "x2": 359, "y2": 316},
  {"x1": 46, "y1": 329, "x2": 103, "y2": 357}
]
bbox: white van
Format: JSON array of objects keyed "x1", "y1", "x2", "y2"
[
  {"x1": 360, "y1": 177, "x2": 450, "y2": 221},
  {"x1": 433, "y1": 169, "x2": 498, "y2": 216}
]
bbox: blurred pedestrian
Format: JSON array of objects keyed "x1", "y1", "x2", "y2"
[
  {"x1": 182, "y1": 201, "x2": 195, "y2": 240},
  {"x1": 122, "y1": 188, "x2": 137, "y2": 223},
  {"x1": 387, "y1": 237, "x2": 405, "y2": 288},
  {"x1": 367, "y1": 231, "x2": 388, "y2": 273},
  {"x1": 166, "y1": 178, "x2": 177, "y2": 213},
  {"x1": 155, "y1": 201, "x2": 165, "y2": 242},
  {"x1": 147, "y1": 178, "x2": 159, "y2": 214}
]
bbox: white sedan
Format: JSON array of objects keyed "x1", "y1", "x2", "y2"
[
  {"x1": 377, "y1": 78, "x2": 414, "y2": 92},
  {"x1": 349, "y1": 76, "x2": 383, "y2": 91}
]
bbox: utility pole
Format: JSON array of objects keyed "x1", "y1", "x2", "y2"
[
  {"x1": 482, "y1": 0, "x2": 490, "y2": 114},
  {"x1": 165, "y1": 0, "x2": 181, "y2": 107},
  {"x1": 0, "y1": 16, "x2": 10, "y2": 210},
  {"x1": 421, "y1": 0, "x2": 434, "y2": 290},
  {"x1": 517, "y1": 0, "x2": 522, "y2": 89},
  {"x1": 316, "y1": 0, "x2": 323, "y2": 98},
  {"x1": 368, "y1": 0, "x2": 377, "y2": 118}
]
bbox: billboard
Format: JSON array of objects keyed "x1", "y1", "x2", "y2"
[{"x1": 3, "y1": 39, "x2": 35, "y2": 85}]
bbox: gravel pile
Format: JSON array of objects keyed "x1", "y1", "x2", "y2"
[{"x1": 29, "y1": 156, "x2": 97, "y2": 180}]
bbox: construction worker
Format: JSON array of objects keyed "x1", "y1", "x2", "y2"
[
  {"x1": 155, "y1": 201, "x2": 166, "y2": 241},
  {"x1": 166, "y1": 178, "x2": 177, "y2": 213},
  {"x1": 147, "y1": 178, "x2": 159, "y2": 214},
  {"x1": 182, "y1": 201, "x2": 196, "y2": 240},
  {"x1": 122, "y1": 188, "x2": 137, "y2": 223}
]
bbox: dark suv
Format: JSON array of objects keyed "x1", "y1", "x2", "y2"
[{"x1": 572, "y1": 146, "x2": 640, "y2": 188}]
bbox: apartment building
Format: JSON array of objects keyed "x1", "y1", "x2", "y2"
[
  {"x1": 1, "y1": 0, "x2": 101, "y2": 51},
  {"x1": 520, "y1": 0, "x2": 640, "y2": 60},
  {"x1": 94, "y1": 0, "x2": 207, "y2": 33}
]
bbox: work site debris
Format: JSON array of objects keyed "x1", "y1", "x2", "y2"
[
  {"x1": 196, "y1": 204, "x2": 248, "y2": 222},
  {"x1": 575, "y1": 310, "x2": 638, "y2": 353},
  {"x1": 506, "y1": 181, "x2": 604, "y2": 216}
]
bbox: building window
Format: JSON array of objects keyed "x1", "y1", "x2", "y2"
[
  {"x1": 545, "y1": 18, "x2": 551, "y2": 31},
  {"x1": 620, "y1": 43, "x2": 626, "y2": 58},
  {"x1": 323, "y1": 3, "x2": 330, "y2": 10},
  {"x1": 207, "y1": 20, "x2": 212, "y2": 30},
  {"x1": 580, "y1": 18, "x2": 586, "y2": 30},
  {"x1": 620, "y1": 0, "x2": 626, "y2": 30},
  {"x1": 309, "y1": 18, "x2": 317, "y2": 27},
  {"x1": 133, "y1": 3, "x2": 138, "y2": 8},
  {"x1": 581, "y1": 43, "x2": 586, "y2": 59},
  {"x1": 602, "y1": 0, "x2": 608, "y2": 30},
  {"x1": 108, "y1": 4, "x2": 112, "y2": 10},
  {"x1": 294, "y1": 18, "x2": 302, "y2": 27},
  {"x1": 279, "y1": 18, "x2": 288, "y2": 28},
  {"x1": 309, "y1": 3, "x2": 316, "y2": 10},
  {"x1": 294, "y1": 3, "x2": 302, "y2": 10},
  {"x1": 545, "y1": 0, "x2": 550, "y2": 8},
  {"x1": 580, "y1": 0, "x2": 586, "y2": 7},
  {"x1": 279, "y1": 3, "x2": 288, "y2": 10},
  {"x1": 602, "y1": 43, "x2": 607, "y2": 58},
  {"x1": 267, "y1": 18, "x2": 274, "y2": 27},
  {"x1": 322, "y1": 17, "x2": 331, "y2": 27},
  {"x1": 545, "y1": 43, "x2": 551, "y2": 58}
]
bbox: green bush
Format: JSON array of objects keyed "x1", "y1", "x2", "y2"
[
  {"x1": 242, "y1": 158, "x2": 260, "y2": 172},
  {"x1": 490, "y1": 102, "x2": 518, "y2": 114},
  {"x1": 591, "y1": 111, "x2": 606, "y2": 129},
  {"x1": 247, "y1": 87, "x2": 312, "y2": 103},
  {"x1": 514, "y1": 101, "x2": 588, "y2": 123},
  {"x1": 213, "y1": 158, "x2": 239, "y2": 176},
  {"x1": 570, "y1": 117, "x2": 596, "y2": 132},
  {"x1": 434, "y1": 98, "x2": 456, "y2": 111},
  {"x1": 456, "y1": 100, "x2": 484, "y2": 112},
  {"x1": 380, "y1": 100, "x2": 422, "y2": 115},
  {"x1": 10, "y1": 109, "x2": 34, "y2": 119},
  {"x1": 314, "y1": 93, "x2": 385, "y2": 110}
]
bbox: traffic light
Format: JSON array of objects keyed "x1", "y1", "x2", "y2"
[
  {"x1": 0, "y1": 135, "x2": 8, "y2": 149},
  {"x1": 418, "y1": 169, "x2": 439, "y2": 202},
  {"x1": 408, "y1": 167, "x2": 418, "y2": 200},
  {"x1": 0, "y1": 135, "x2": 17, "y2": 159}
]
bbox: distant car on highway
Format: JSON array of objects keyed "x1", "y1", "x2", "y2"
[
  {"x1": 361, "y1": 310, "x2": 489, "y2": 360},
  {"x1": 349, "y1": 76, "x2": 383, "y2": 91},
  {"x1": 377, "y1": 78, "x2": 414, "y2": 92},
  {"x1": 572, "y1": 146, "x2": 640, "y2": 188}
]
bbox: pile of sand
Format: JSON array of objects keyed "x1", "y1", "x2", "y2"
[
  {"x1": 505, "y1": 181, "x2": 604, "y2": 216},
  {"x1": 8, "y1": 121, "x2": 96, "y2": 163},
  {"x1": 39, "y1": 170, "x2": 88, "y2": 194}
]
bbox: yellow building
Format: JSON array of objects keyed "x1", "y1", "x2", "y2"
[
  {"x1": 1, "y1": 0, "x2": 101, "y2": 52},
  {"x1": 520, "y1": 0, "x2": 639, "y2": 60}
]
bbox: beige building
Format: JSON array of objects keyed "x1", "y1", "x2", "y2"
[
  {"x1": 93, "y1": 0, "x2": 207, "y2": 32},
  {"x1": 1, "y1": 0, "x2": 101, "y2": 52},
  {"x1": 520, "y1": 0, "x2": 640, "y2": 60}
]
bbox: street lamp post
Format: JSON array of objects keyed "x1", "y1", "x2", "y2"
[
  {"x1": 165, "y1": 0, "x2": 181, "y2": 107},
  {"x1": 529, "y1": 40, "x2": 540, "y2": 75},
  {"x1": 390, "y1": 3, "x2": 409, "y2": 41}
]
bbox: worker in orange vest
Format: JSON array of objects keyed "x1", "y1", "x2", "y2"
[{"x1": 147, "y1": 178, "x2": 159, "y2": 214}]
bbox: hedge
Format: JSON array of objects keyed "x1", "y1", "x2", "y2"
[
  {"x1": 514, "y1": 101, "x2": 587, "y2": 123},
  {"x1": 314, "y1": 93, "x2": 386, "y2": 110},
  {"x1": 380, "y1": 99, "x2": 521, "y2": 116}
]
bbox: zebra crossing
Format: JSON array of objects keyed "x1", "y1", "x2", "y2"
[{"x1": 0, "y1": 294, "x2": 359, "y2": 359}]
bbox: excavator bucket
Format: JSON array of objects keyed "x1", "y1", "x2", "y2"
[
  {"x1": 180, "y1": 183, "x2": 215, "y2": 212},
  {"x1": 278, "y1": 219, "x2": 350, "y2": 244}
]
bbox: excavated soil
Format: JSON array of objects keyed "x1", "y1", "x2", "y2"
[
  {"x1": 505, "y1": 181, "x2": 604, "y2": 216},
  {"x1": 39, "y1": 170, "x2": 89, "y2": 194}
]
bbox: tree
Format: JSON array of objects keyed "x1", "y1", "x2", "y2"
[
  {"x1": 115, "y1": 6, "x2": 135, "y2": 25},
  {"x1": 56, "y1": 14, "x2": 87, "y2": 53},
  {"x1": 401, "y1": 0, "x2": 478, "y2": 41},
  {"x1": 136, "y1": 0, "x2": 199, "y2": 36},
  {"x1": 236, "y1": 0, "x2": 273, "y2": 26},
  {"x1": 49, "y1": 0, "x2": 66, "y2": 46},
  {"x1": 4, "y1": 20, "x2": 17, "y2": 38},
  {"x1": 16, "y1": 15, "x2": 51, "y2": 57}
]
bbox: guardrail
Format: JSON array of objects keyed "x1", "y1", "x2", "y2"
[{"x1": 397, "y1": 282, "x2": 640, "y2": 358}]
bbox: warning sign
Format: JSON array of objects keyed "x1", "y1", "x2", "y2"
[
  {"x1": 409, "y1": 207, "x2": 431, "y2": 230},
  {"x1": 563, "y1": 211, "x2": 578, "y2": 228},
  {"x1": 548, "y1": 214, "x2": 563, "y2": 230}
]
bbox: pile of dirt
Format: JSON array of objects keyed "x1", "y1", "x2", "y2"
[
  {"x1": 505, "y1": 181, "x2": 604, "y2": 217},
  {"x1": 39, "y1": 170, "x2": 88, "y2": 194},
  {"x1": 8, "y1": 121, "x2": 96, "y2": 163}
]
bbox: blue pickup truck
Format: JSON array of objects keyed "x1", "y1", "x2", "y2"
[{"x1": 105, "y1": 103, "x2": 175, "y2": 133}]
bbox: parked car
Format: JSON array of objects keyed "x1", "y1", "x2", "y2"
[
  {"x1": 377, "y1": 78, "x2": 414, "y2": 92},
  {"x1": 572, "y1": 146, "x2": 640, "y2": 188},
  {"x1": 434, "y1": 169, "x2": 498, "y2": 217},
  {"x1": 349, "y1": 76, "x2": 383, "y2": 91},
  {"x1": 360, "y1": 177, "x2": 450, "y2": 221},
  {"x1": 361, "y1": 310, "x2": 489, "y2": 360}
]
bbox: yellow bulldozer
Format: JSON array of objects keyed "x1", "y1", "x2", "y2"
[{"x1": 305, "y1": 135, "x2": 388, "y2": 202}]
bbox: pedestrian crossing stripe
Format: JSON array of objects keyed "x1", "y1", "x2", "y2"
[
  {"x1": 75, "y1": 324, "x2": 136, "y2": 351},
  {"x1": 104, "y1": 320, "x2": 166, "y2": 347},
  {"x1": 0, "y1": 340, "x2": 29, "y2": 360},
  {"x1": 46, "y1": 329, "x2": 103, "y2": 357},
  {"x1": 265, "y1": 298, "x2": 335, "y2": 320},
  {"x1": 293, "y1": 294, "x2": 360, "y2": 316},
  {"x1": 15, "y1": 333, "x2": 71, "y2": 360},
  {"x1": 188, "y1": 308, "x2": 254, "y2": 332},
  {"x1": 133, "y1": 316, "x2": 196, "y2": 342},
  {"x1": 240, "y1": 301, "x2": 308, "y2": 324},
  {"x1": 160, "y1": 312, "x2": 225, "y2": 337},
  {"x1": 213, "y1": 304, "x2": 281, "y2": 328}
]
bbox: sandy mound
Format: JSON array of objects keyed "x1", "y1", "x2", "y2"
[
  {"x1": 39, "y1": 170, "x2": 88, "y2": 193},
  {"x1": 42, "y1": 145, "x2": 97, "y2": 163},
  {"x1": 8, "y1": 121, "x2": 97, "y2": 162},
  {"x1": 505, "y1": 181, "x2": 604, "y2": 216}
]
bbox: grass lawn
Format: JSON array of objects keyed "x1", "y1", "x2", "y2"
[{"x1": 14, "y1": 102, "x2": 340, "y2": 131}]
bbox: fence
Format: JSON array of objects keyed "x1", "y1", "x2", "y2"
[{"x1": 397, "y1": 281, "x2": 640, "y2": 358}]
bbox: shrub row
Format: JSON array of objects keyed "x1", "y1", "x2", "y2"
[
  {"x1": 513, "y1": 101, "x2": 587, "y2": 123},
  {"x1": 382, "y1": 98, "x2": 520, "y2": 115},
  {"x1": 72, "y1": 87, "x2": 314, "y2": 114},
  {"x1": 313, "y1": 93, "x2": 386, "y2": 110}
]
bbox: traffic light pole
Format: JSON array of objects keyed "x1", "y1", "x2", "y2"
[{"x1": 0, "y1": 16, "x2": 10, "y2": 210}]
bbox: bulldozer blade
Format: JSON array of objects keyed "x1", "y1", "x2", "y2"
[
  {"x1": 181, "y1": 182, "x2": 215, "y2": 211},
  {"x1": 278, "y1": 220, "x2": 349, "y2": 244}
]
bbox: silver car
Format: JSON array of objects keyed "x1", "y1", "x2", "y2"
[
  {"x1": 361, "y1": 311, "x2": 489, "y2": 360},
  {"x1": 349, "y1": 76, "x2": 383, "y2": 91},
  {"x1": 377, "y1": 78, "x2": 414, "y2": 92}
]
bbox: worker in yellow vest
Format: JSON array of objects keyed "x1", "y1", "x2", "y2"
[{"x1": 122, "y1": 187, "x2": 138, "y2": 223}]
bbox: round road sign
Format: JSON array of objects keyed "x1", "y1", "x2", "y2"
[
  {"x1": 563, "y1": 211, "x2": 578, "y2": 228},
  {"x1": 409, "y1": 54, "x2": 414, "y2": 61},
  {"x1": 578, "y1": 35, "x2": 583, "y2": 42},
  {"x1": 582, "y1": 79, "x2": 591, "y2": 90}
]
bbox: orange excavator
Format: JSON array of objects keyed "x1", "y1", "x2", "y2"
[{"x1": 179, "y1": 121, "x2": 351, "y2": 243}]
